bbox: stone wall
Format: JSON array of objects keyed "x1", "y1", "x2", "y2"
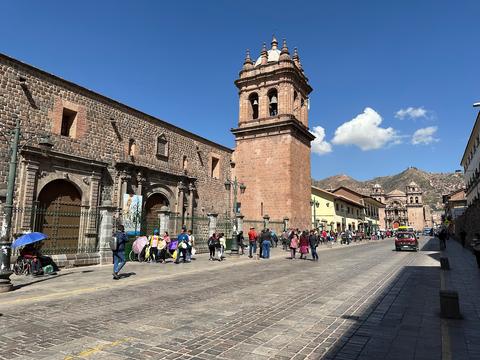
[
  {"x1": 234, "y1": 132, "x2": 311, "y2": 228},
  {"x1": 0, "y1": 53, "x2": 232, "y2": 234}
]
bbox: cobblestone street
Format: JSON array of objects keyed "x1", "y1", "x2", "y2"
[{"x1": 0, "y1": 238, "x2": 459, "y2": 359}]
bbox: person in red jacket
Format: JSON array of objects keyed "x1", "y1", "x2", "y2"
[
  {"x1": 299, "y1": 231, "x2": 309, "y2": 260},
  {"x1": 248, "y1": 227, "x2": 257, "y2": 258}
]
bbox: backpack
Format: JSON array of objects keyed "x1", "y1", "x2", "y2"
[{"x1": 109, "y1": 236, "x2": 118, "y2": 251}]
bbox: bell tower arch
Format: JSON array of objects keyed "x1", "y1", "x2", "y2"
[{"x1": 232, "y1": 37, "x2": 315, "y2": 228}]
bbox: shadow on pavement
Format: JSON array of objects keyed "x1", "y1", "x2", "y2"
[
  {"x1": 322, "y1": 243, "x2": 443, "y2": 359},
  {"x1": 12, "y1": 272, "x2": 74, "y2": 290},
  {"x1": 421, "y1": 237, "x2": 442, "y2": 263}
]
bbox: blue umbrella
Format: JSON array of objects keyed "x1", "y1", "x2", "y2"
[{"x1": 12, "y1": 232, "x2": 48, "y2": 249}]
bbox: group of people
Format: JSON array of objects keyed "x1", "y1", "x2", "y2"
[
  {"x1": 243, "y1": 227, "x2": 278, "y2": 259},
  {"x1": 111, "y1": 225, "x2": 195, "y2": 280},
  {"x1": 146, "y1": 227, "x2": 195, "y2": 264},
  {"x1": 111, "y1": 224, "x2": 383, "y2": 279},
  {"x1": 207, "y1": 232, "x2": 227, "y2": 261}
]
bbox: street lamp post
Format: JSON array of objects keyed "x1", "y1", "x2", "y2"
[
  {"x1": 0, "y1": 119, "x2": 21, "y2": 292},
  {"x1": 224, "y1": 177, "x2": 246, "y2": 254},
  {"x1": 310, "y1": 199, "x2": 319, "y2": 229}
]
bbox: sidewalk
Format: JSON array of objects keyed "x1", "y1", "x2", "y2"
[
  {"x1": 440, "y1": 237, "x2": 480, "y2": 359},
  {"x1": 0, "y1": 237, "x2": 387, "y2": 307}
]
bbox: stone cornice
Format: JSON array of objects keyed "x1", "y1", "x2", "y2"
[
  {"x1": 231, "y1": 117, "x2": 315, "y2": 146},
  {"x1": 21, "y1": 146, "x2": 108, "y2": 170},
  {"x1": 235, "y1": 65, "x2": 312, "y2": 94}
]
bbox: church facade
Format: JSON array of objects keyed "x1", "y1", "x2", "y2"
[
  {"x1": 0, "y1": 53, "x2": 233, "y2": 263},
  {"x1": 371, "y1": 182, "x2": 428, "y2": 231},
  {"x1": 0, "y1": 36, "x2": 316, "y2": 264}
]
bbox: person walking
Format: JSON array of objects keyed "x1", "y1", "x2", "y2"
[
  {"x1": 113, "y1": 224, "x2": 128, "y2": 280},
  {"x1": 309, "y1": 230, "x2": 319, "y2": 261},
  {"x1": 299, "y1": 231, "x2": 309, "y2": 260},
  {"x1": 237, "y1": 231, "x2": 245, "y2": 255},
  {"x1": 148, "y1": 229, "x2": 160, "y2": 263},
  {"x1": 460, "y1": 230, "x2": 467, "y2": 248},
  {"x1": 262, "y1": 228, "x2": 272, "y2": 259},
  {"x1": 281, "y1": 230, "x2": 289, "y2": 251},
  {"x1": 175, "y1": 226, "x2": 190, "y2": 264},
  {"x1": 290, "y1": 233, "x2": 299, "y2": 259},
  {"x1": 218, "y1": 233, "x2": 226, "y2": 261},
  {"x1": 248, "y1": 227, "x2": 257, "y2": 258},
  {"x1": 271, "y1": 230, "x2": 278, "y2": 248},
  {"x1": 208, "y1": 233, "x2": 217, "y2": 261},
  {"x1": 471, "y1": 233, "x2": 480, "y2": 268},
  {"x1": 187, "y1": 229, "x2": 195, "y2": 260},
  {"x1": 438, "y1": 227, "x2": 447, "y2": 250}
]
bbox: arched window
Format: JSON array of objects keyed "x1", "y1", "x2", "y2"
[
  {"x1": 410, "y1": 197, "x2": 413, "y2": 203},
  {"x1": 415, "y1": 197, "x2": 419, "y2": 204},
  {"x1": 249, "y1": 93, "x2": 259, "y2": 119},
  {"x1": 128, "y1": 139, "x2": 136, "y2": 156},
  {"x1": 268, "y1": 89, "x2": 278, "y2": 116}
]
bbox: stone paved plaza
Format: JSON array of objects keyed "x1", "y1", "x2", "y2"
[{"x1": 0, "y1": 237, "x2": 477, "y2": 360}]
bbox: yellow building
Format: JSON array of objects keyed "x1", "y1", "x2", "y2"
[
  {"x1": 311, "y1": 186, "x2": 336, "y2": 230},
  {"x1": 311, "y1": 185, "x2": 385, "y2": 234}
]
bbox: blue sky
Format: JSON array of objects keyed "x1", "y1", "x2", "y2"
[{"x1": 1, "y1": 0, "x2": 478, "y2": 180}]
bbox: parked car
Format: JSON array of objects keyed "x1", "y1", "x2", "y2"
[{"x1": 395, "y1": 231, "x2": 418, "y2": 251}]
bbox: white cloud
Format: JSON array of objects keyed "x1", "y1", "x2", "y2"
[
  {"x1": 331, "y1": 107, "x2": 399, "y2": 151},
  {"x1": 311, "y1": 126, "x2": 332, "y2": 155},
  {"x1": 395, "y1": 107, "x2": 428, "y2": 120},
  {"x1": 411, "y1": 126, "x2": 439, "y2": 145}
]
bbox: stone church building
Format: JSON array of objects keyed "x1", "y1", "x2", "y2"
[
  {"x1": 370, "y1": 182, "x2": 428, "y2": 231},
  {"x1": 0, "y1": 37, "x2": 316, "y2": 264},
  {"x1": 0, "y1": 53, "x2": 233, "y2": 263}
]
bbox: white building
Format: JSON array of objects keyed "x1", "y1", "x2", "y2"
[{"x1": 461, "y1": 108, "x2": 480, "y2": 206}]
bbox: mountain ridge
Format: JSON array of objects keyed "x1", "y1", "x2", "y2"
[{"x1": 312, "y1": 167, "x2": 464, "y2": 210}]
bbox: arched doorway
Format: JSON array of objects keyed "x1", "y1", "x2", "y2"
[
  {"x1": 35, "y1": 179, "x2": 82, "y2": 254},
  {"x1": 143, "y1": 193, "x2": 169, "y2": 235}
]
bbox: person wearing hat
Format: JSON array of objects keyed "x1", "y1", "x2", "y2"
[
  {"x1": 248, "y1": 226, "x2": 257, "y2": 258},
  {"x1": 175, "y1": 225, "x2": 190, "y2": 264},
  {"x1": 148, "y1": 228, "x2": 161, "y2": 263}
]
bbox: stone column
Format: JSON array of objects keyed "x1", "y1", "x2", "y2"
[
  {"x1": 78, "y1": 202, "x2": 89, "y2": 251},
  {"x1": 177, "y1": 181, "x2": 186, "y2": 227},
  {"x1": 157, "y1": 206, "x2": 171, "y2": 236},
  {"x1": 283, "y1": 217, "x2": 289, "y2": 232},
  {"x1": 85, "y1": 172, "x2": 101, "y2": 252},
  {"x1": 119, "y1": 172, "x2": 130, "y2": 208},
  {"x1": 188, "y1": 182, "x2": 195, "y2": 230},
  {"x1": 136, "y1": 172, "x2": 146, "y2": 196},
  {"x1": 20, "y1": 160, "x2": 39, "y2": 232},
  {"x1": 263, "y1": 214, "x2": 270, "y2": 230},
  {"x1": 98, "y1": 200, "x2": 116, "y2": 265},
  {"x1": 207, "y1": 213, "x2": 218, "y2": 237}
]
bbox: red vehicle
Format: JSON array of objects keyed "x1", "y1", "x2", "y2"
[{"x1": 395, "y1": 231, "x2": 418, "y2": 251}]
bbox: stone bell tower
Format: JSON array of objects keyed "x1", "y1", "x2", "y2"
[{"x1": 232, "y1": 37, "x2": 315, "y2": 228}]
